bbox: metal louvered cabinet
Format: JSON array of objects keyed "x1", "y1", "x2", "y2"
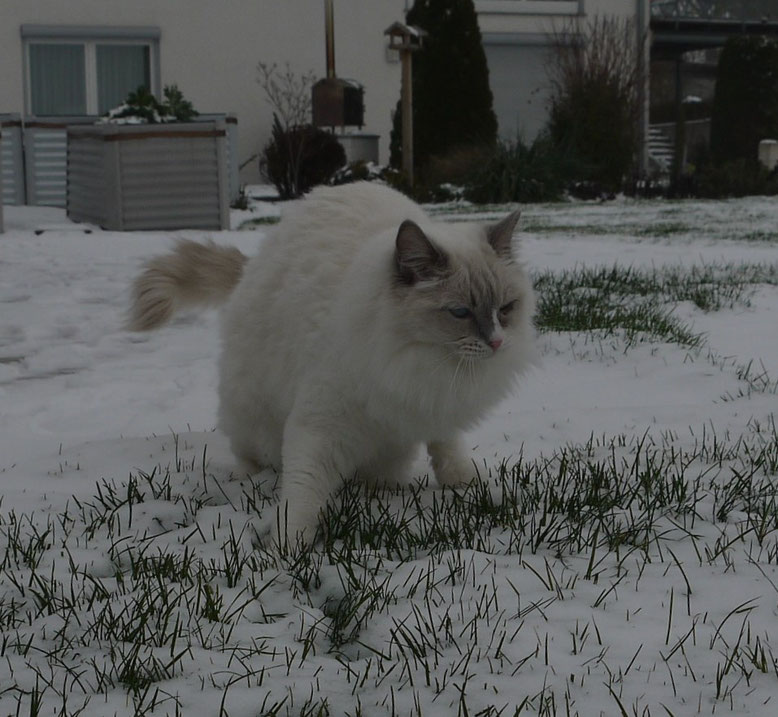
[{"x1": 67, "y1": 121, "x2": 230, "y2": 231}]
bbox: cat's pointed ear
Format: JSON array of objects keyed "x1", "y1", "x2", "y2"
[
  {"x1": 487, "y1": 210, "x2": 521, "y2": 260},
  {"x1": 395, "y1": 220, "x2": 449, "y2": 284}
]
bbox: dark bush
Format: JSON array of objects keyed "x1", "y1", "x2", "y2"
[
  {"x1": 464, "y1": 133, "x2": 568, "y2": 204},
  {"x1": 711, "y1": 36, "x2": 778, "y2": 165},
  {"x1": 548, "y1": 76, "x2": 636, "y2": 190},
  {"x1": 695, "y1": 158, "x2": 778, "y2": 199},
  {"x1": 260, "y1": 114, "x2": 346, "y2": 199}
]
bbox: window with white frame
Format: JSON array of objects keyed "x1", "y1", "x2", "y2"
[{"x1": 22, "y1": 26, "x2": 160, "y2": 116}]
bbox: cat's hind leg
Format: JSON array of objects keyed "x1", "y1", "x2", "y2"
[{"x1": 428, "y1": 438, "x2": 480, "y2": 487}]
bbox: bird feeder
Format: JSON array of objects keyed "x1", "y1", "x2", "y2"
[{"x1": 384, "y1": 22, "x2": 426, "y2": 186}]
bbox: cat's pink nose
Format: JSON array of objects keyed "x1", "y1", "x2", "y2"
[{"x1": 489, "y1": 337, "x2": 503, "y2": 351}]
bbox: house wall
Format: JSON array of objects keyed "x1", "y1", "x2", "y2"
[
  {"x1": 0, "y1": 0, "x2": 406, "y2": 185},
  {"x1": 1, "y1": 0, "x2": 648, "y2": 190}
]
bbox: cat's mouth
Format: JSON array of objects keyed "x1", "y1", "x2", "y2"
[{"x1": 454, "y1": 339, "x2": 500, "y2": 360}]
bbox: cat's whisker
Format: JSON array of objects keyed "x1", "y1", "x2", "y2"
[
  {"x1": 429, "y1": 346, "x2": 462, "y2": 377},
  {"x1": 449, "y1": 356, "x2": 464, "y2": 392},
  {"x1": 444, "y1": 358, "x2": 464, "y2": 381},
  {"x1": 467, "y1": 356, "x2": 477, "y2": 385},
  {"x1": 453, "y1": 353, "x2": 474, "y2": 392}
]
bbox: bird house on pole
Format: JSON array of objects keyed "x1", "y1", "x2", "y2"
[{"x1": 384, "y1": 22, "x2": 426, "y2": 187}]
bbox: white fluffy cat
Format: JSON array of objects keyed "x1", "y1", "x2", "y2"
[{"x1": 129, "y1": 182, "x2": 535, "y2": 547}]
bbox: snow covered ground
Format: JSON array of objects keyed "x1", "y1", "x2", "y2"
[{"x1": 1, "y1": 194, "x2": 777, "y2": 716}]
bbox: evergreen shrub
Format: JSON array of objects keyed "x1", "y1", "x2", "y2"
[{"x1": 710, "y1": 35, "x2": 778, "y2": 165}]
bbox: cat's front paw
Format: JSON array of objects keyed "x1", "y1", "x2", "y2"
[
  {"x1": 266, "y1": 502, "x2": 321, "y2": 552},
  {"x1": 435, "y1": 459, "x2": 480, "y2": 487},
  {"x1": 428, "y1": 440, "x2": 480, "y2": 487}
]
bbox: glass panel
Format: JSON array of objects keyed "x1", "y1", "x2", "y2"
[
  {"x1": 29, "y1": 43, "x2": 86, "y2": 116},
  {"x1": 96, "y1": 45, "x2": 151, "y2": 114}
]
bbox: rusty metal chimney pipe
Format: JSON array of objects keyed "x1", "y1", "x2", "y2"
[{"x1": 325, "y1": 0, "x2": 336, "y2": 79}]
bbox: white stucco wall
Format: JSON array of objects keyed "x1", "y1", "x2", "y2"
[{"x1": 0, "y1": 0, "x2": 406, "y2": 185}]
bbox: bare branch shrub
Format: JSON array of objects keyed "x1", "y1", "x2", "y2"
[
  {"x1": 256, "y1": 61, "x2": 316, "y2": 130},
  {"x1": 546, "y1": 15, "x2": 646, "y2": 191},
  {"x1": 256, "y1": 61, "x2": 344, "y2": 199}
]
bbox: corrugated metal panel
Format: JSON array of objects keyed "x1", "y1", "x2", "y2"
[
  {"x1": 225, "y1": 118, "x2": 239, "y2": 203},
  {"x1": 67, "y1": 134, "x2": 107, "y2": 226},
  {"x1": 0, "y1": 132, "x2": 4, "y2": 232},
  {"x1": 117, "y1": 127, "x2": 224, "y2": 230},
  {"x1": 66, "y1": 121, "x2": 229, "y2": 231},
  {"x1": 200, "y1": 113, "x2": 239, "y2": 202},
  {"x1": 24, "y1": 117, "x2": 96, "y2": 207},
  {"x1": 0, "y1": 115, "x2": 26, "y2": 206}
]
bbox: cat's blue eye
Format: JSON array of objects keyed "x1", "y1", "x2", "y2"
[{"x1": 449, "y1": 307, "x2": 471, "y2": 319}]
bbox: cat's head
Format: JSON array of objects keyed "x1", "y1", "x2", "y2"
[{"x1": 392, "y1": 211, "x2": 535, "y2": 364}]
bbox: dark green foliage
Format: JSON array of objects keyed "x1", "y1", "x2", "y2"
[
  {"x1": 108, "y1": 84, "x2": 199, "y2": 123},
  {"x1": 260, "y1": 114, "x2": 346, "y2": 200},
  {"x1": 695, "y1": 158, "x2": 778, "y2": 198},
  {"x1": 464, "y1": 133, "x2": 568, "y2": 204},
  {"x1": 710, "y1": 35, "x2": 778, "y2": 165},
  {"x1": 162, "y1": 84, "x2": 199, "y2": 122},
  {"x1": 682, "y1": 35, "x2": 778, "y2": 198},
  {"x1": 118, "y1": 86, "x2": 161, "y2": 122},
  {"x1": 545, "y1": 16, "x2": 642, "y2": 192},
  {"x1": 389, "y1": 0, "x2": 497, "y2": 178}
]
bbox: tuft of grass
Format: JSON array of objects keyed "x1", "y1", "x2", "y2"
[
  {"x1": 238, "y1": 215, "x2": 281, "y2": 231},
  {"x1": 532, "y1": 262, "x2": 777, "y2": 350}
]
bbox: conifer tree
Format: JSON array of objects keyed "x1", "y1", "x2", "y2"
[{"x1": 389, "y1": 0, "x2": 497, "y2": 179}]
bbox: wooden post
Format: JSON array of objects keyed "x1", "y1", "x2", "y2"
[
  {"x1": 401, "y1": 48, "x2": 414, "y2": 186},
  {"x1": 384, "y1": 22, "x2": 425, "y2": 188}
]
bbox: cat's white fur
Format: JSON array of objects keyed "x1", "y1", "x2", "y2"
[{"x1": 129, "y1": 182, "x2": 535, "y2": 547}]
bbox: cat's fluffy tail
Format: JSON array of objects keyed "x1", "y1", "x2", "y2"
[{"x1": 128, "y1": 239, "x2": 247, "y2": 331}]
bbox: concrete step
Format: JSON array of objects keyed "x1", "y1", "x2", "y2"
[{"x1": 648, "y1": 125, "x2": 674, "y2": 172}]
